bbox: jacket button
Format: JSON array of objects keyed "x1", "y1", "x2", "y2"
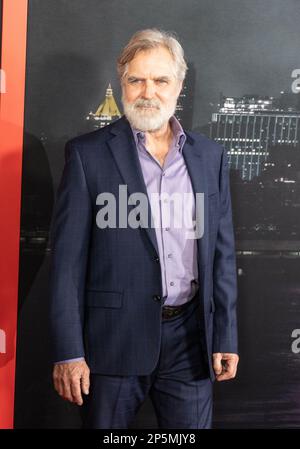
[
  {"x1": 154, "y1": 256, "x2": 160, "y2": 263},
  {"x1": 153, "y1": 295, "x2": 162, "y2": 301}
]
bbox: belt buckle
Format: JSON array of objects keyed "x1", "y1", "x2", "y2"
[{"x1": 162, "y1": 305, "x2": 182, "y2": 319}]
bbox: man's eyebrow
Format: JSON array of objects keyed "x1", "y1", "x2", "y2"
[
  {"x1": 127, "y1": 75, "x2": 171, "y2": 81},
  {"x1": 127, "y1": 76, "x2": 145, "y2": 81}
]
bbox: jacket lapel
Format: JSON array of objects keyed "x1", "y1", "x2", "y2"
[
  {"x1": 108, "y1": 117, "x2": 159, "y2": 255},
  {"x1": 182, "y1": 134, "x2": 209, "y2": 269}
]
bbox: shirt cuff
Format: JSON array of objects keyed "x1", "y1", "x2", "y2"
[{"x1": 54, "y1": 357, "x2": 85, "y2": 364}]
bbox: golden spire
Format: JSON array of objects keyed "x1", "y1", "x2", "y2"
[{"x1": 94, "y1": 83, "x2": 121, "y2": 118}]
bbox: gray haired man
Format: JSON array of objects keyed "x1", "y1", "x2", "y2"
[{"x1": 50, "y1": 29, "x2": 239, "y2": 429}]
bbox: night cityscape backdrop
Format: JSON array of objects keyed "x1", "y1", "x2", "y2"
[{"x1": 14, "y1": 0, "x2": 300, "y2": 429}]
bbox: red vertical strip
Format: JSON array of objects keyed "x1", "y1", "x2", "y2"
[{"x1": 0, "y1": 0, "x2": 28, "y2": 428}]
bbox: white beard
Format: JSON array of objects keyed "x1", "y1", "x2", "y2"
[{"x1": 122, "y1": 94, "x2": 178, "y2": 132}]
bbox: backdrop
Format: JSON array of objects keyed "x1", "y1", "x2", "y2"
[{"x1": 1, "y1": 0, "x2": 300, "y2": 428}]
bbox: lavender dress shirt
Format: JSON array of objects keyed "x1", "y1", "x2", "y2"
[{"x1": 131, "y1": 115, "x2": 198, "y2": 307}]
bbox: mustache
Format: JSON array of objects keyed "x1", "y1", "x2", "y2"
[{"x1": 134, "y1": 99, "x2": 161, "y2": 109}]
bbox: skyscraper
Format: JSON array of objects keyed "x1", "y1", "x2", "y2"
[{"x1": 210, "y1": 94, "x2": 300, "y2": 180}]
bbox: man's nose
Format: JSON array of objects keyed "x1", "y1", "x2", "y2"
[{"x1": 142, "y1": 80, "x2": 156, "y2": 99}]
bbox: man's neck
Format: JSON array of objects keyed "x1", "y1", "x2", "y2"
[{"x1": 144, "y1": 120, "x2": 173, "y2": 148}]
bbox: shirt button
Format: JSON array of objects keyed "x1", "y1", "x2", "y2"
[
  {"x1": 170, "y1": 281, "x2": 174, "y2": 286},
  {"x1": 165, "y1": 227, "x2": 170, "y2": 231},
  {"x1": 167, "y1": 253, "x2": 172, "y2": 258}
]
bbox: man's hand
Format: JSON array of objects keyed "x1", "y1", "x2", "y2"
[
  {"x1": 53, "y1": 360, "x2": 90, "y2": 405},
  {"x1": 213, "y1": 353, "x2": 239, "y2": 381}
]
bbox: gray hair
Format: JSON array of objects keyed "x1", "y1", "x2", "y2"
[{"x1": 117, "y1": 28, "x2": 188, "y2": 82}]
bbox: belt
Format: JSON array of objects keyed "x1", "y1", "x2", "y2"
[{"x1": 162, "y1": 297, "x2": 196, "y2": 320}]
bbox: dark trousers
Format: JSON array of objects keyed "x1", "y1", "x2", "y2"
[{"x1": 81, "y1": 296, "x2": 212, "y2": 429}]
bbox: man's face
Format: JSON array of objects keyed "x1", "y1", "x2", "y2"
[{"x1": 121, "y1": 46, "x2": 183, "y2": 132}]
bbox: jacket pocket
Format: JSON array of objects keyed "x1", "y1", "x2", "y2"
[{"x1": 85, "y1": 290, "x2": 123, "y2": 308}]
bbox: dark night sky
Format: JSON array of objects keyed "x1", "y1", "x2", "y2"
[{"x1": 24, "y1": 0, "x2": 300, "y2": 139}]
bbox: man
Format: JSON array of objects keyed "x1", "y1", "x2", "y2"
[{"x1": 49, "y1": 29, "x2": 239, "y2": 429}]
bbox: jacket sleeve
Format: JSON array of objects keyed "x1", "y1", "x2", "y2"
[
  {"x1": 212, "y1": 147, "x2": 238, "y2": 354},
  {"x1": 49, "y1": 141, "x2": 92, "y2": 362}
]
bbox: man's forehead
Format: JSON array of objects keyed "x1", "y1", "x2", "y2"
[
  {"x1": 121, "y1": 46, "x2": 179, "y2": 81},
  {"x1": 128, "y1": 48, "x2": 175, "y2": 67},
  {"x1": 126, "y1": 61, "x2": 176, "y2": 79}
]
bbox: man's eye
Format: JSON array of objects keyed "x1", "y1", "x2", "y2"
[
  {"x1": 156, "y1": 79, "x2": 168, "y2": 84},
  {"x1": 129, "y1": 79, "x2": 140, "y2": 84}
]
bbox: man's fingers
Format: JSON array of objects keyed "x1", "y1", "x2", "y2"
[
  {"x1": 216, "y1": 372, "x2": 232, "y2": 381},
  {"x1": 212, "y1": 353, "x2": 239, "y2": 381},
  {"x1": 215, "y1": 357, "x2": 238, "y2": 381},
  {"x1": 53, "y1": 375, "x2": 65, "y2": 398},
  {"x1": 53, "y1": 369, "x2": 74, "y2": 402},
  {"x1": 70, "y1": 378, "x2": 83, "y2": 405},
  {"x1": 61, "y1": 377, "x2": 74, "y2": 402},
  {"x1": 81, "y1": 368, "x2": 90, "y2": 395},
  {"x1": 213, "y1": 353, "x2": 223, "y2": 375},
  {"x1": 53, "y1": 361, "x2": 90, "y2": 405},
  {"x1": 216, "y1": 367, "x2": 236, "y2": 381},
  {"x1": 53, "y1": 375, "x2": 61, "y2": 396}
]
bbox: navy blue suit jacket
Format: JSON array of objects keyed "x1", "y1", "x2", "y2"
[{"x1": 49, "y1": 115, "x2": 238, "y2": 381}]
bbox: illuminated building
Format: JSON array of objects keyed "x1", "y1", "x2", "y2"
[
  {"x1": 86, "y1": 83, "x2": 121, "y2": 129},
  {"x1": 210, "y1": 94, "x2": 300, "y2": 180}
]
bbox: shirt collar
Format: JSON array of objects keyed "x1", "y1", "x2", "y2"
[{"x1": 130, "y1": 115, "x2": 186, "y2": 153}]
